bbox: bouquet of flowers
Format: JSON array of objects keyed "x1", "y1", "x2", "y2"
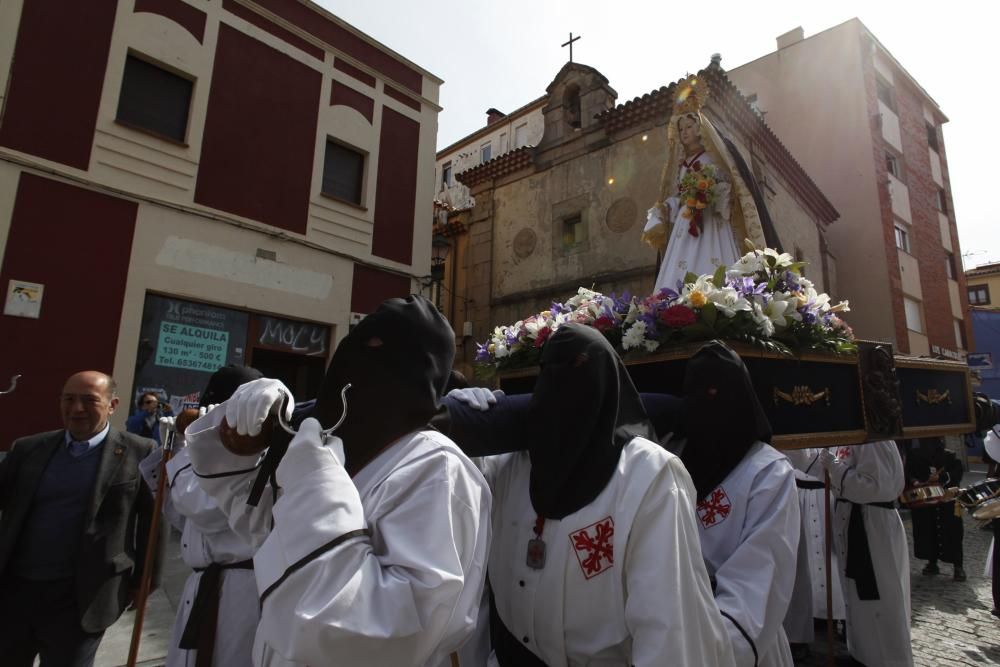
[
  {"x1": 475, "y1": 247, "x2": 854, "y2": 377},
  {"x1": 678, "y1": 163, "x2": 719, "y2": 237}
]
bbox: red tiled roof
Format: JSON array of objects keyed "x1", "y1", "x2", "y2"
[
  {"x1": 598, "y1": 64, "x2": 839, "y2": 225},
  {"x1": 966, "y1": 262, "x2": 1000, "y2": 278},
  {"x1": 455, "y1": 146, "x2": 534, "y2": 188}
]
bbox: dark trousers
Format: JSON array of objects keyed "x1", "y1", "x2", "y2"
[
  {"x1": 993, "y1": 520, "x2": 1000, "y2": 611},
  {"x1": 0, "y1": 576, "x2": 104, "y2": 667}
]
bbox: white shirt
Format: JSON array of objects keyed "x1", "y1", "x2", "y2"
[
  {"x1": 697, "y1": 442, "x2": 799, "y2": 667},
  {"x1": 484, "y1": 438, "x2": 735, "y2": 667},
  {"x1": 186, "y1": 407, "x2": 491, "y2": 667},
  {"x1": 140, "y1": 446, "x2": 259, "y2": 667}
]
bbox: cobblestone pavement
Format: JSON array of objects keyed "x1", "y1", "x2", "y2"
[{"x1": 801, "y1": 472, "x2": 1000, "y2": 667}]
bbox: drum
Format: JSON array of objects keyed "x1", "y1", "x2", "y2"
[
  {"x1": 899, "y1": 484, "x2": 948, "y2": 508},
  {"x1": 956, "y1": 478, "x2": 1000, "y2": 520}
]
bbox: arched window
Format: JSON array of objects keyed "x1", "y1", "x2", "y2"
[{"x1": 564, "y1": 85, "x2": 581, "y2": 130}]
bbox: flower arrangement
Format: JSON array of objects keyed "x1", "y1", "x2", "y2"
[
  {"x1": 678, "y1": 162, "x2": 718, "y2": 237},
  {"x1": 475, "y1": 247, "x2": 854, "y2": 377}
]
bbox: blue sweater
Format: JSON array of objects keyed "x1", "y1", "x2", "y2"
[{"x1": 12, "y1": 440, "x2": 104, "y2": 580}]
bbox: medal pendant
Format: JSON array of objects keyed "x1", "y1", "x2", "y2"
[{"x1": 526, "y1": 538, "x2": 546, "y2": 570}]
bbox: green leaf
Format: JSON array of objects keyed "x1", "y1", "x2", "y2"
[
  {"x1": 712, "y1": 263, "x2": 727, "y2": 287},
  {"x1": 700, "y1": 302, "x2": 718, "y2": 327},
  {"x1": 683, "y1": 271, "x2": 700, "y2": 285}
]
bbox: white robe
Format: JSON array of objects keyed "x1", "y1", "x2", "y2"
[
  {"x1": 782, "y1": 448, "x2": 846, "y2": 646},
  {"x1": 185, "y1": 407, "x2": 492, "y2": 667},
  {"x1": 140, "y1": 447, "x2": 259, "y2": 667},
  {"x1": 652, "y1": 151, "x2": 739, "y2": 292},
  {"x1": 698, "y1": 442, "x2": 799, "y2": 667},
  {"x1": 484, "y1": 438, "x2": 735, "y2": 667},
  {"x1": 826, "y1": 441, "x2": 913, "y2": 667}
]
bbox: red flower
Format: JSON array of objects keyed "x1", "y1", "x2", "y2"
[
  {"x1": 593, "y1": 316, "x2": 615, "y2": 332},
  {"x1": 696, "y1": 191, "x2": 707, "y2": 203},
  {"x1": 691, "y1": 160, "x2": 702, "y2": 172},
  {"x1": 660, "y1": 305, "x2": 697, "y2": 328},
  {"x1": 534, "y1": 327, "x2": 552, "y2": 347}
]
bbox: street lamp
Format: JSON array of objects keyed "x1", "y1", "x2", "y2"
[{"x1": 430, "y1": 233, "x2": 451, "y2": 310}]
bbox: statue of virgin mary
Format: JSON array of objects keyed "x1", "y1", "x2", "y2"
[{"x1": 642, "y1": 75, "x2": 771, "y2": 292}]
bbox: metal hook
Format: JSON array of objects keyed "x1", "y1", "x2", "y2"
[
  {"x1": 0, "y1": 374, "x2": 21, "y2": 396},
  {"x1": 276, "y1": 383, "x2": 351, "y2": 440}
]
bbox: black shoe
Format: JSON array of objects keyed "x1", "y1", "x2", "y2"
[
  {"x1": 954, "y1": 566, "x2": 967, "y2": 582},
  {"x1": 789, "y1": 643, "x2": 809, "y2": 661},
  {"x1": 923, "y1": 562, "x2": 940, "y2": 575},
  {"x1": 991, "y1": 608, "x2": 1000, "y2": 619}
]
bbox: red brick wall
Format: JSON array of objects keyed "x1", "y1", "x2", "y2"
[
  {"x1": 860, "y1": 47, "x2": 909, "y2": 352},
  {"x1": 371, "y1": 108, "x2": 420, "y2": 264},
  {"x1": 0, "y1": 174, "x2": 137, "y2": 449},
  {"x1": 892, "y1": 73, "x2": 967, "y2": 354}
]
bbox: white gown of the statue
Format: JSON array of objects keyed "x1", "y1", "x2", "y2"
[{"x1": 651, "y1": 150, "x2": 739, "y2": 292}]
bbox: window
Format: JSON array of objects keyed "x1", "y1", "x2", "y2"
[
  {"x1": 561, "y1": 214, "x2": 585, "y2": 248},
  {"x1": 322, "y1": 140, "x2": 365, "y2": 205},
  {"x1": 565, "y1": 85, "x2": 582, "y2": 130},
  {"x1": 936, "y1": 188, "x2": 948, "y2": 214},
  {"x1": 926, "y1": 122, "x2": 939, "y2": 152},
  {"x1": 969, "y1": 285, "x2": 991, "y2": 305},
  {"x1": 116, "y1": 54, "x2": 193, "y2": 143},
  {"x1": 945, "y1": 253, "x2": 957, "y2": 280},
  {"x1": 480, "y1": 142, "x2": 492, "y2": 163},
  {"x1": 441, "y1": 162, "x2": 452, "y2": 187},
  {"x1": 876, "y1": 78, "x2": 896, "y2": 113},
  {"x1": 499, "y1": 133, "x2": 508, "y2": 153},
  {"x1": 954, "y1": 319, "x2": 966, "y2": 349},
  {"x1": 894, "y1": 224, "x2": 910, "y2": 253},
  {"x1": 903, "y1": 297, "x2": 924, "y2": 334},
  {"x1": 514, "y1": 123, "x2": 528, "y2": 148},
  {"x1": 885, "y1": 152, "x2": 901, "y2": 179}
]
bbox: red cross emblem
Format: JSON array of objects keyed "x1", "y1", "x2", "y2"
[
  {"x1": 570, "y1": 517, "x2": 615, "y2": 579},
  {"x1": 697, "y1": 487, "x2": 732, "y2": 528},
  {"x1": 836, "y1": 447, "x2": 852, "y2": 460}
]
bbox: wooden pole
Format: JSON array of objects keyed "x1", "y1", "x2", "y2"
[
  {"x1": 126, "y1": 430, "x2": 175, "y2": 667},
  {"x1": 824, "y1": 467, "x2": 834, "y2": 667}
]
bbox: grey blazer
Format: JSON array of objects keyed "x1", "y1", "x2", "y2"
[{"x1": 0, "y1": 427, "x2": 155, "y2": 632}]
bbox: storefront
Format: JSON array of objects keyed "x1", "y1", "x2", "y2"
[{"x1": 129, "y1": 293, "x2": 331, "y2": 416}]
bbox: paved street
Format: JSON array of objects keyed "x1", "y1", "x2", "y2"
[{"x1": 96, "y1": 475, "x2": 1000, "y2": 667}]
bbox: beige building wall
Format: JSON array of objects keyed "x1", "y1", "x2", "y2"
[{"x1": 730, "y1": 21, "x2": 897, "y2": 344}]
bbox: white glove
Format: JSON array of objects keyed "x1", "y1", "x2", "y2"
[
  {"x1": 819, "y1": 448, "x2": 836, "y2": 470},
  {"x1": 224, "y1": 378, "x2": 294, "y2": 437},
  {"x1": 158, "y1": 416, "x2": 176, "y2": 446},
  {"x1": 447, "y1": 387, "x2": 501, "y2": 412},
  {"x1": 276, "y1": 417, "x2": 346, "y2": 488}
]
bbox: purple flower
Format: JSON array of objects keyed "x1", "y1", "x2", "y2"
[
  {"x1": 657, "y1": 286, "x2": 680, "y2": 302},
  {"x1": 638, "y1": 312, "x2": 658, "y2": 334},
  {"x1": 475, "y1": 342, "x2": 491, "y2": 362}
]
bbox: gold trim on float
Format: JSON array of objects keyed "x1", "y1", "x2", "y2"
[
  {"x1": 772, "y1": 430, "x2": 868, "y2": 450},
  {"x1": 902, "y1": 424, "x2": 975, "y2": 439},
  {"x1": 774, "y1": 385, "x2": 832, "y2": 407},
  {"x1": 916, "y1": 389, "x2": 951, "y2": 406}
]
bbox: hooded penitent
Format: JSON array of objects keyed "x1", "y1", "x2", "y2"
[
  {"x1": 677, "y1": 340, "x2": 772, "y2": 502},
  {"x1": 199, "y1": 365, "x2": 264, "y2": 408},
  {"x1": 527, "y1": 323, "x2": 656, "y2": 520},
  {"x1": 313, "y1": 294, "x2": 455, "y2": 433}
]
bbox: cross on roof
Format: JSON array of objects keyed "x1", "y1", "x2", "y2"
[{"x1": 562, "y1": 32, "x2": 581, "y2": 63}]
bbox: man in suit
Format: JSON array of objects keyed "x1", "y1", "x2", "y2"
[{"x1": 0, "y1": 370, "x2": 155, "y2": 666}]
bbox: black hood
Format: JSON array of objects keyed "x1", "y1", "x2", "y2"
[
  {"x1": 677, "y1": 341, "x2": 772, "y2": 501},
  {"x1": 314, "y1": 294, "x2": 455, "y2": 430},
  {"x1": 527, "y1": 323, "x2": 656, "y2": 520},
  {"x1": 199, "y1": 365, "x2": 263, "y2": 407}
]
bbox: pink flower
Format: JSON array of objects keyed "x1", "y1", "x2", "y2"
[{"x1": 593, "y1": 316, "x2": 615, "y2": 332}]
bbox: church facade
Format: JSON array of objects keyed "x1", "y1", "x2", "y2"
[{"x1": 445, "y1": 60, "x2": 839, "y2": 377}]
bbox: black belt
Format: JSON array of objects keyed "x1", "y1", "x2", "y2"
[
  {"x1": 179, "y1": 559, "x2": 254, "y2": 667},
  {"x1": 843, "y1": 501, "x2": 894, "y2": 601},
  {"x1": 796, "y1": 479, "x2": 825, "y2": 490}
]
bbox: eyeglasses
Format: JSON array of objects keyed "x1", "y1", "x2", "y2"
[{"x1": 143, "y1": 399, "x2": 158, "y2": 405}]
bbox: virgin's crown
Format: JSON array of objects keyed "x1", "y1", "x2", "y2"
[{"x1": 673, "y1": 75, "x2": 709, "y2": 116}]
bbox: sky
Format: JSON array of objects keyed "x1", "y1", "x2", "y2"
[{"x1": 319, "y1": 0, "x2": 998, "y2": 268}]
